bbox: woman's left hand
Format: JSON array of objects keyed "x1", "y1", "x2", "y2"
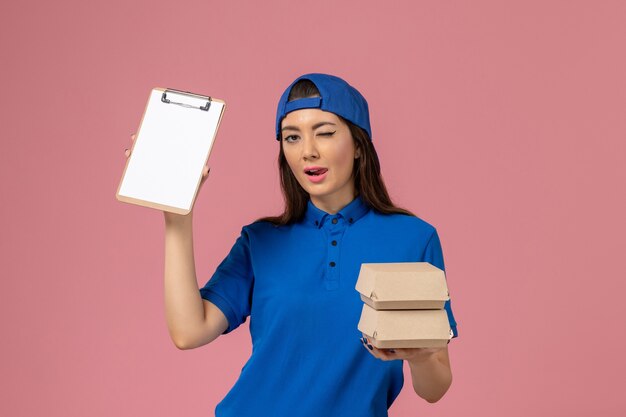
[{"x1": 360, "y1": 334, "x2": 444, "y2": 363}]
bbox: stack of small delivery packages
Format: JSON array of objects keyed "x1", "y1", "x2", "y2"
[{"x1": 356, "y1": 262, "x2": 453, "y2": 349}]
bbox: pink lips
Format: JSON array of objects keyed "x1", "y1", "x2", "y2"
[{"x1": 304, "y1": 166, "x2": 328, "y2": 183}]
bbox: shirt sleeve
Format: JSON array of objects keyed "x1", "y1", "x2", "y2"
[
  {"x1": 199, "y1": 227, "x2": 254, "y2": 335},
  {"x1": 422, "y1": 228, "x2": 459, "y2": 339}
]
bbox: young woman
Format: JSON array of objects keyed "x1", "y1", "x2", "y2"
[{"x1": 126, "y1": 73, "x2": 458, "y2": 416}]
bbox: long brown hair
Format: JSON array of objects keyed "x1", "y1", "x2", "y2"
[{"x1": 257, "y1": 79, "x2": 415, "y2": 225}]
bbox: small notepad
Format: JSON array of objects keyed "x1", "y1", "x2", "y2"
[{"x1": 116, "y1": 88, "x2": 225, "y2": 214}]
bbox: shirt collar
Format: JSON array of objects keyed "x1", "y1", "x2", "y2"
[{"x1": 304, "y1": 195, "x2": 370, "y2": 228}]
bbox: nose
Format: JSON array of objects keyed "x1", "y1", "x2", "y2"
[{"x1": 302, "y1": 134, "x2": 319, "y2": 160}]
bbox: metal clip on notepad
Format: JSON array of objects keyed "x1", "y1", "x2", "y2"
[{"x1": 161, "y1": 88, "x2": 212, "y2": 112}]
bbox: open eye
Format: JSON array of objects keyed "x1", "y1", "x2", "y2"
[{"x1": 283, "y1": 135, "x2": 300, "y2": 143}]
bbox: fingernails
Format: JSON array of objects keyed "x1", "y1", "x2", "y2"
[{"x1": 360, "y1": 337, "x2": 374, "y2": 350}]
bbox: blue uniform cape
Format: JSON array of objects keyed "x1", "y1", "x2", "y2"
[{"x1": 200, "y1": 196, "x2": 458, "y2": 417}]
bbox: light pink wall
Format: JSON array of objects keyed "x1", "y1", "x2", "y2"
[{"x1": 1, "y1": 1, "x2": 625, "y2": 416}]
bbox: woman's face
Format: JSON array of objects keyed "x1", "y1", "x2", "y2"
[{"x1": 281, "y1": 108, "x2": 360, "y2": 212}]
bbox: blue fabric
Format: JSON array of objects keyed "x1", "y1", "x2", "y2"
[
  {"x1": 275, "y1": 73, "x2": 373, "y2": 141},
  {"x1": 284, "y1": 96, "x2": 323, "y2": 113},
  {"x1": 199, "y1": 196, "x2": 458, "y2": 417}
]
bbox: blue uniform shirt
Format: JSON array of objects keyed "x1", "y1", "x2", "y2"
[{"x1": 200, "y1": 196, "x2": 458, "y2": 417}]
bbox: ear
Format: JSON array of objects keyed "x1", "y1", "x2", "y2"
[{"x1": 355, "y1": 147, "x2": 361, "y2": 159}]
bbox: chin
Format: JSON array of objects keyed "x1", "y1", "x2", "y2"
[
  {"x1": 297, "y1": 178, "x2": 329, "y2": 195},
  {"x1": 303, "y1": 187, "x2": 330, "y2": 199}
]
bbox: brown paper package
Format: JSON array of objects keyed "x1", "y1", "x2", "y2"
[{"x1": 355, "y1": 262, "x2": 453, "y2": 349}]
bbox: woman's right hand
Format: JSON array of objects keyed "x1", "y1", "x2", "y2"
[{"x1": 125, "y1": 133, "x2": 211, "y2": 222}]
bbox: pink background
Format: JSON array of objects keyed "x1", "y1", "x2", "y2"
[{"x1": 1, "y1": 1, "x2": 625, "y2": 416}]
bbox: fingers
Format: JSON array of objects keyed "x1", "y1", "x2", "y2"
[
  {"x1": 360, "y1": 335, "x2": 397, "y2": 361},
  {"x1": 199, "y1": 166, "x2": 210, "y2": 187},
  {"x1": 360, "y1": 336, "x2": 374, "y2": 351},
  {"x1": 124, "y1": 133, "x2": 136, "y2": 158},
  {"x1": 197, "y1": 165, "x2": 211, "y2": 192}
]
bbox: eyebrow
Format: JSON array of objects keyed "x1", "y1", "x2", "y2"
[{"x1": 281, "y1": 121, "x2": 337, "y2": 132}]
